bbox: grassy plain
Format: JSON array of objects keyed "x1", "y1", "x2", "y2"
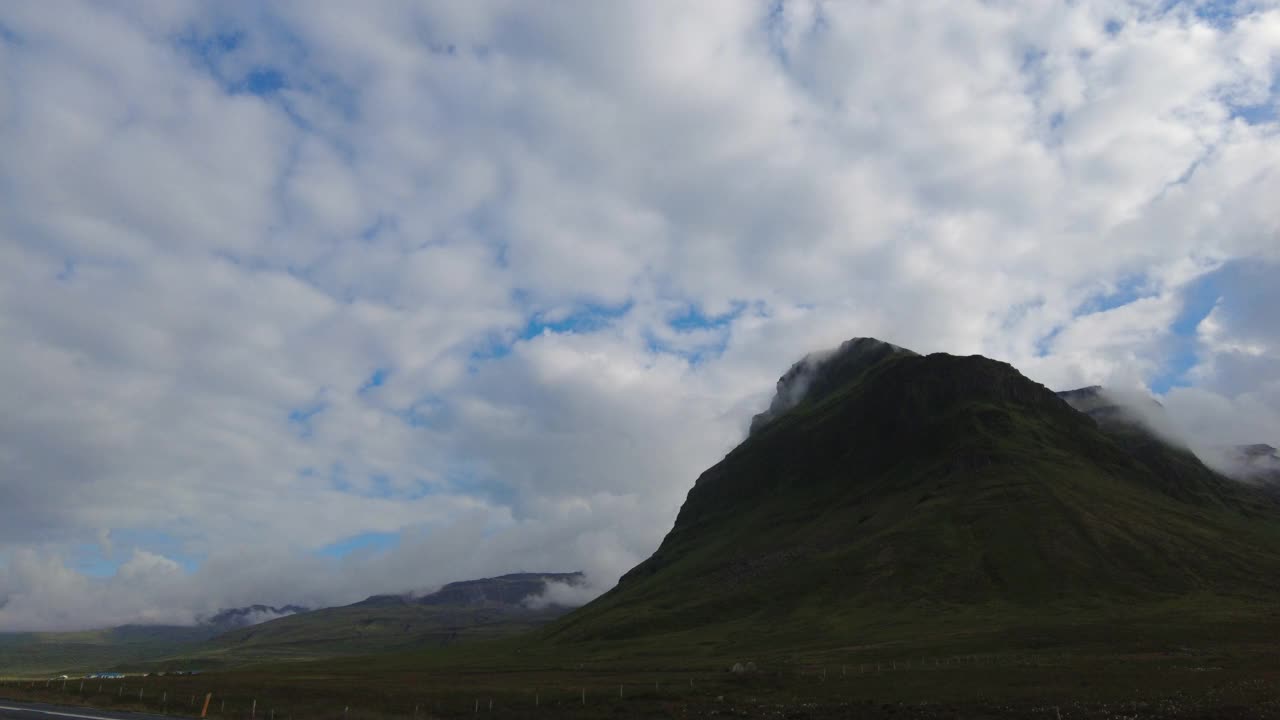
[{"x1": 5, "y1": 605, "x2": 1280, "y2": 719}]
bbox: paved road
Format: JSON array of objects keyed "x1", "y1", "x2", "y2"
[{"x1": 0, "y1": 700, "x2": 181, "y2": 720}]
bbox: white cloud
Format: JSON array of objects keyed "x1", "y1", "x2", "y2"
[{"x1": 0, "y1": 0, "x2": 1278, "y2": 631}]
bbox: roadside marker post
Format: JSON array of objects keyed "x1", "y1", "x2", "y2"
[{"x1": 201, "y1": 692, "x2": 213, "y2": 718}]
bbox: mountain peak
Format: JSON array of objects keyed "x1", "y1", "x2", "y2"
[{"x1": 749, "y1": 337, "x2": 917, "y2": 435}]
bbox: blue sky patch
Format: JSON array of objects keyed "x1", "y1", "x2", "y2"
[
  {"x1": 468, "y1": 300, "x2": 635, "y2": 368},
  {"x1": 288, "y1": 402, "x2": 326, "y2": 438},
  {"x1": 1229, "y1": 102, "x2": 1276, "y2": 125},
  {"x1": 666, "y1": 301, "x2": 745, "y2": 332},
  {"x1": 0, "y1": 21, "x2": 20, "y2": 45},
  {"x1": 519, "y1": 301, "x2": 633, "y2": 340},
  {"x1": 1149, "y1": 268, "x2": 1224, "y2": 393},
  {"x1": 175, "y1": 29, "x2": 244, "y2": 70},
  {"x1": 393, "y1": 395, "x2": 446, "y2": 429},
  {"x1": 316, "y1": 531, "x2": 399, "y2": 559},
  {"x1": 647, "y1": 301, "x2": 747, "y2": 365},
  {"x1": 1170, "y1": 271, "x2": 1223, "y2": 337},
  {"x1": 233, "y1": 68, "x2": 287, "y2": 96},
  {"x1": 1191, "y1": 0, "x2": 1247, "y2": 28},
  {"x1": 70, "y1": 544, "x2": 119, "y2": 578},
  {"x1": 1074, "y1": 274, "x2": 1153, "y2": 317},
  {"x1": 1034, "y1": 326, "x2": 1064, "y2": 358},
  {"x1": 358, "y1": 368, "x2": 389, "y2": 394},
  {"x1": 1226, "y1": 74, "x2": 1278, "y2": 125},
  {"x1": 71, "y1": 530, "x2": 199, "y2": 577}
]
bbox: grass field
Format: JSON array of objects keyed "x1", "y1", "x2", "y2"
[
  {"x1": 6, "y1": 607, "x2": 1280, "y2": 719},
  {"x1": 4, "y1": 647, "x2": 1280, "y2": 718}
]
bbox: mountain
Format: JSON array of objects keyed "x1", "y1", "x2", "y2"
[
  {"x1": 1055, "y1": 387, "x2": 1280, "y2": 499},
  {"x1": 0, "y1": 605, "x2": 313, "y2": 675},
  {"x1": 203, "y1": 604, "x2": 311, "y2": 631},
  {"x1": 0, "y1": 574, "x2": 581, "y2": 674},
  {"x1": 547, "y1": 338, "x2": 1280, "y2": 653},
  {"x1": 1222, "y1": 443, "x2": 1280, "y2": 483},
  {"x1": 1054, "y1": 385, "x2": 1257, "y2": 506},
  {"x1": 353, "y1": 572, "x2": 583, "y2": 608},
  {"x1": 186, "y1": 573, "x2": 585, "y2": 665},
  {"x1": 1215, "y1": 444, "x2": 1280, "y2": 502},
  {"x1": 0, "y1": 625, "x2": 218, "y2": 675}
]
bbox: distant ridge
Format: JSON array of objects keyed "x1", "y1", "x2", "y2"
[
  {"x1": 203, "y1": 604, "x2": 310, "y2": 630},
  {"x1": 195, "y1": 572, "x2": 587, "y2": 663},
  {"x1": 352, "y1": 572, "x2": 586, "y2": 609}
]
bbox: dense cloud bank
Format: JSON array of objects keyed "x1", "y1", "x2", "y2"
[{"x1": 0, "y1": 1, "x2": 1278, "y2": 630}]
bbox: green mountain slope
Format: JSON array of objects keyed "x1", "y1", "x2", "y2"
[{"x1": 546, "y1": 339, "x2": 1280, "y2": 653}]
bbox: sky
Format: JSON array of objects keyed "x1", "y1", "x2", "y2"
[{"x1": 0, "y1": 0, "x2": 1278, "y2": 632}]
